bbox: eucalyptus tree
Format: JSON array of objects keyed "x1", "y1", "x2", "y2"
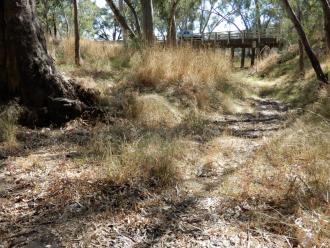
[
  {"x1": 0, "y1": 0, "x2": 97, "y2": 125},
  {"x1": 281, "y1": 0, "x2": 328, "y2": 84},
  {"x1": 73, "y1": 0, "x2": 81, "y2": 66},
  {"x1": 93, "y1": 7, "x2": 122, "y2": 40},
  {"x1": 141, "y1": 0, "x2": 154, "y2": 45}
]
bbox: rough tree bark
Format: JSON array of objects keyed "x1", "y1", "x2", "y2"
[
  {"x1": 319, "y1": 0, "x2": 330, "y2": 52},
  {"x1": 73, "y1": 0, "x2": 81, "y2": 66},
  {"x1": 281, "y1": 0, "x2": 328, "y2": 84},
  {"x1": 167, "y1": 0, "x2": 179, "y2": 47},
  {"x1": 0, "y1": 0, "x2": 97, "y2": 126},
  {"x1": 141, "y1": 0, "x2": 154, "y2": 45},
  {"x1": 106, "y1": 0, "x2": 137, "y2": 39}
]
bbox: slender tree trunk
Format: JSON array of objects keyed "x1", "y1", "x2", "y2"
[
  {"x1": 64, "y1": 12, "x2": 70, "y2": 37},
  {"x1": 73, "y1": 0, "x2": 81, "y2": 66},
  {"x1": 118, "y1": 0, "x2": 127, "y2": 45},
  {"x1": 106, "y1": 0, "x2": 136, "y2": 39},
  {"x1": 113, "y1": 23, "x2": 118, "y2": 41},
  {"x1": 53, "y1": 13, "x2": 58, "y2": 39},
  {"x1": 141, "y1": 0, "x2": 154, "y2": 45},
  {"x1": 320, "y1": 0, "x2": 330, "y2": 52},
  {"x1": 255, "y1": 0, "x2": 261, "y2": 39},
  {"x1": 0, "y1": 0, "x2": 97, "y2": 125},
  {"x1": 297, "y1": 3, "x2": 304, "y2": 76},
  {"x1": 123, "y1": 0, "x2": 142, "y2": 37},
  {"x1": 281, "y1": 0, "x2": 328, "y2": 84}
]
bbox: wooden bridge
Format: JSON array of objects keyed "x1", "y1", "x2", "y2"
[{"x1": 159, "y1": 28, "x2": 283, "y2": 68}]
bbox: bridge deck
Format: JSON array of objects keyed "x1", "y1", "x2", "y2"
[
  {"x1": 160, "y1": 28, "x2": 283, "y2": 68},
  {"x1": 160, "y1": 29, "x2": 282, "y2": 49}
]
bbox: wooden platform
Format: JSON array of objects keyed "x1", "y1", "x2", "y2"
[
  {"x1": 176, "y1": 29, "x2": 282, "y2": 49},
  {"x1": 158, "y1": 29, "x2": 283, "y2": 67}
]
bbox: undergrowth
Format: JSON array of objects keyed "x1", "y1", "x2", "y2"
[
  {"x1": 0, "y1": 103, "x2": 21, "y2": 145},
  {"x1": 83, "y1": 122, "x2": 184, "y2": 189}
]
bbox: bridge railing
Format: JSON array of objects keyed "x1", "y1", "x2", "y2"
[{"x1": 177, "y1": 28, "x2": 281, "y2": 42}]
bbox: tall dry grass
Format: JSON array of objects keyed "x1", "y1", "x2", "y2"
[
  {"x1": 130, "y1": 46, "x2": 231, "y2": 88},
  {"x1": 84, "y1": 122, "x2": 183, "y2": 188},
  {"x1": 49, "y1": 37, "x2": 125, "y2": 65},
  {"x1": 119, "y1": 46, "x2": 247, "y2": 114}
]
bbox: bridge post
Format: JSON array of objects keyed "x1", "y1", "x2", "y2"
[
  {"x1": 251, "y1": 48, "x2": 256, "y2": 66},
  {"x1": 240, "y1": 47, "x2": 246, "y2": 68},
  {"x1": 231, "y1": 48, "x2": 235, "y2": 66}
]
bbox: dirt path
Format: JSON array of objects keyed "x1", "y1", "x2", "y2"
[{"x1": 0, "y1": 95, "x2": 293, "y2": 247}]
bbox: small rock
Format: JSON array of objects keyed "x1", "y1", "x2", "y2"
[{"x1": 68, "y1": 202, "x2": 86, "y2": 212}]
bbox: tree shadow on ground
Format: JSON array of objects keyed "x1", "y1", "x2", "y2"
[{"x1": 0, "y1": 179, "x2": 148, "y2": 247}]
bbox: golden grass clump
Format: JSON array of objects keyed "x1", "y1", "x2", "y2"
[
  {"x1": 124, "y1": 46, "x2": 248, "y2": 113},
  {"x1": 311, "y1": 85, "x2": 330, "y2": 120},
  {"x1": 131, "y1": 46, "x2": 231, "y2": 89},
  {"x1": 132, "y1": 94, "x2": 182, "y2": 128},
  {"x1": 255, "y1": 51, "x2": 280, "y2": 75},
  {"x1": 0, "y1": 104, "x2": 21, "y2": 145},
  {"x1": 85, "y1": 125, "x2": 183, "y2": 188},
  {"x1": 108, "y1": 135, "x2": 182, "y2": 188}
]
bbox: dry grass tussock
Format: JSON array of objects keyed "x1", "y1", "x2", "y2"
[
  {"x1": 132, "y1": 94, "x2": 182, "y2": 128},
  {"x1": 106, "y1": 46, "x2": 247, "y2": 125},
  {"x1": 130, "y1": 46, "x2": 231, "y2": 88},
  {"x1": 254, "y1": 51, "x2": 280, "y2": 74},
  {"x1": 0, "y1": 103, "x2": 21, "y2": 146},
  {"x1": 221, "y1": 120, "x2": 330, "y2": 246},
  {"x1": 310, "y1": 85, "x2": 330, "y2": 120},
  {"x1": 84, "y1": 122, "x2": 184, "y2": 189}
]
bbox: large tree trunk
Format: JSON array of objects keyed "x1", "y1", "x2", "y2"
[
  {"x1": 167, "y1": 0, "x2": 179, "y2": 47},
  {"x1": 320, "y1": 0, "x2": 330, "y2": 52},
  {"x1": 141, "y1": 0, "x2": 154, "y2": 45},
  {"x1": 281, "y1": 0, "x2": 328, "y2": 84},
  {"x1": 73, "y1": 0, "x2": 81, "y2": 66},
  {"x1": 0, "y1": 0, "x2": 97, "y2": 126}
]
